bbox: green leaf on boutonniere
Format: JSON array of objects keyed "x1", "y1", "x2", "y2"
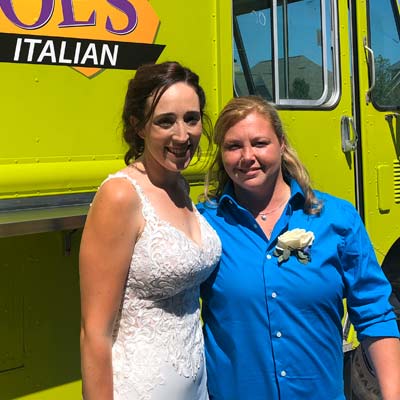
[
  {"x1": 283, "y1": 248, "x2": 290, "y2": 259},
  {"x1": 274, "y1": 248, "x2": 291, "y2": 264},
  {"x1": 296, "y1": 250, "x2": 310, "y2": 264},
  {"x1": 297, "y1": 250, "x2": 308, "y2": 259}
]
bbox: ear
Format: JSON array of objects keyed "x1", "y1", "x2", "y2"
[
  {"x1": 280, "y1": 142, "x2": 286, "y2": 156},
  {"x1": 130, "y1": 116, "x2": 146, "y2": 139}
]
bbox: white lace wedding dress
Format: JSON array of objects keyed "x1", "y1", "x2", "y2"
[{"x1": 105, "y1": 172, "x2": 221, "y2": 400}]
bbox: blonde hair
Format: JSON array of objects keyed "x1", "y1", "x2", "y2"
[{"x1": 206, "y1": 96, "x2": 322, "y2": 215}]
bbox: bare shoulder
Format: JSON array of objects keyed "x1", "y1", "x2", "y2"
[
  {"x1": 85, "y1": 176, "x2": 143, "y2": 234},
  {"x1": 96, "y1": 176, "x2": 139, "y2": 205}
]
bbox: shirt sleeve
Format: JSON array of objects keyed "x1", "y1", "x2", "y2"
[{"x1": 340, "y1": 202, "x2": 399, "y2": 340}]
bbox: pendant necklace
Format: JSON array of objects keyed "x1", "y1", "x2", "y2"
[{"x1": 257, "y1": 197, "x2": 289, "y2": 221}]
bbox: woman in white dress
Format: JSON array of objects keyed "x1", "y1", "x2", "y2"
[{"x1": 79, "y1": 61, "x2": 221, "y2": 400}]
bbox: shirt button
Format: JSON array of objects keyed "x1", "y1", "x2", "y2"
[
  {"x1": 281, "y1": 370, "x2": 287, "y2": 377},
  {"x1": 266, "y1": 254, "x2": 272, "y2": 260},
  {"x1": 271, "y1": 292, "x2": 277, "y2": 298},
  {"x1": 253, "y1": 224, "x2": 258, "y2": 229},
  {"x1": 276, "y1": 331, "x2": 282, "y2": 338}
]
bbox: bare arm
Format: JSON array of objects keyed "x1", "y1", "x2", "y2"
[
  {"x1": 363, "y1": 337, "x2": 400, "y2": 400},
  {"x1": 79, "y1": 179, "x2": 141, "y2": 400}
]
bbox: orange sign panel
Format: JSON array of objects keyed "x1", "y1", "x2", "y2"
[{"x1": 0, "y1": 0, "x2": 164, "y2": 77}]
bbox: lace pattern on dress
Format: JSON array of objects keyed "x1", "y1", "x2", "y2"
[{"x1": 104, "y1": 172, "x2": 221, "y2": 400}]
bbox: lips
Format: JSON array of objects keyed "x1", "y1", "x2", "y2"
[
  {"x1": 234, "y1": 166, "x2": 262, "y2": 179},
  {"x1": 166, "y1": 143, "x2": 191, "y2": 158},
  {"x1": 238, "y1": 167, "x2": 260, "y2": 174}
]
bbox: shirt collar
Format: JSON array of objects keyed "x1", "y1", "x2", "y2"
[{"x1": 219, "y1": 179, "x2": 305, "y2": 212}]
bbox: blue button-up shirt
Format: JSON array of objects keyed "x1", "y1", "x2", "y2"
[{"x1": 198, "y1": 180, "x2": 399, "y2": 400}]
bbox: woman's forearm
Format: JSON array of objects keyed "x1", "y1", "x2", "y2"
[
  {"x1": 363, "y1": 337, "x2": 400, "y2": 400},
  {"x1": 81, "y1": 331, "x2": 114, "y2": 400}
]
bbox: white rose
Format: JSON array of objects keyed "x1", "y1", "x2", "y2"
[{"x1": 276, "y1": 228, "x2": 315, "y2": 251}]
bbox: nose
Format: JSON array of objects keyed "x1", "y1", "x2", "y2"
[
  {"x1": 241, "y1": 146, "x2": 255, "y2": 161},
  {"x1": 238, "y1": 146, "x2": 255, "y2": 169},
  {"x1": 172, "y1": 121, "x2": 189, "y2": 143}
]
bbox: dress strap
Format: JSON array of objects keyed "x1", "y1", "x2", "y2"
[{"x1": 102, "y1": 171, "x2": 149, "y2": 213}]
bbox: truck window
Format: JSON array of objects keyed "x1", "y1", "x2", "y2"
[
  {"x1": 233, "y1": 0, "x2": 339, "y2": 107},
  {"x1": 368, "y1": 0, "x2": 400, "y2": 109}
]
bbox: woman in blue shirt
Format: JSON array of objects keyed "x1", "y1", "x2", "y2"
[{"x1": 198, "y1": 96, "x2": 400, "y2": 400}]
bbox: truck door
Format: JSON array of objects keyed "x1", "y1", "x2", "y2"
[{"x1": 355, "y1": 0, "x2": 400, "y2": 278}]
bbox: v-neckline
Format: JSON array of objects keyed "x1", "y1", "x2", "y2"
[{"x1": 119, "y1": 172, "x2": 204, "y2": 248}]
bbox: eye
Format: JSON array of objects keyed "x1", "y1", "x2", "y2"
[
  {"x1": 154, "y1": 116, "x2": 176, "y2": 129},
  {"x1": 184, "y1": 112, "x2": 201, "y2": 126},
  {"x1": 254, "y1": 141, "x2": 268, "y2": 148},
  {"x1": 223, "y1": 142, "x2": 241, "y2": 151}
]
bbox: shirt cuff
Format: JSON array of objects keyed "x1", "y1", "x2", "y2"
[{"x1": 357, "y1": 319, "x2": 400, "y2": 341}]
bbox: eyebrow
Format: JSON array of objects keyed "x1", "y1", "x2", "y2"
[
  {"x1": 223, "y1": 139, "x2": 241, "y2": 145},
  {"x1": 153, "y1": 110, "x2": 200, "y2": 118},
  {"x1": 184, "y1": 111, "x2": 201, "y2": 116},
  {"x1": 153, "y1": 112, "x2": 175, "y2": 118}
]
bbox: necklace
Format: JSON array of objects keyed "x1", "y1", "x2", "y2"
[{"x1": 256, "y1": 197, "x2": 289, "y2": 221}]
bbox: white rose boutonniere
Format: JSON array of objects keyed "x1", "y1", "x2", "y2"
[{"x1": 273, "y1": 228, "x2": 315, "y2": 264}]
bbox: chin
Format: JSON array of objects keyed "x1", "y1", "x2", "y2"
[
  {"x1": 236, "y1": 179, "x2": 266, "y2": 191},
  {"x1": 169, "y1": 153, "x2": 195, "y2": 171},
  {"x1": 166, "y1": 158, "x2": 191, "y2": 171}
]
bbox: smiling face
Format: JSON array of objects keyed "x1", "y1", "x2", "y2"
[
  {"x1": 221, "y1": 111, "x2": 285, "y2": 194},
  {"x1": 141, "y1": 82, "x2": 202, "y2": 172}
]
